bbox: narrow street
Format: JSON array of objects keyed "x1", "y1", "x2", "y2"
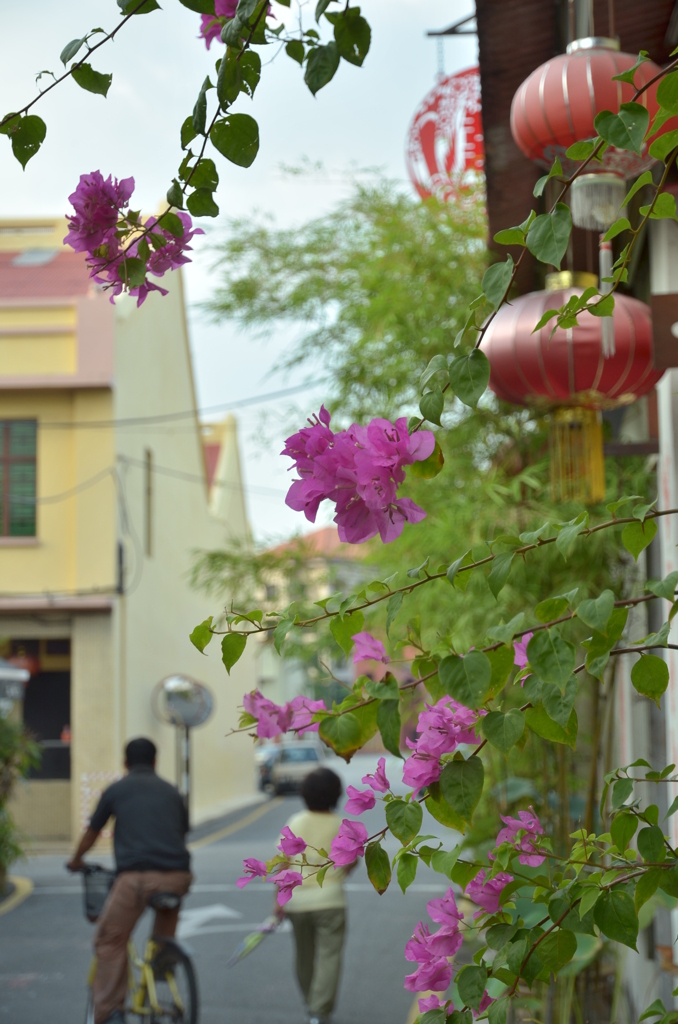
[{"x1": 0, "y1": 755, "x2": 459, "y2": 1024}]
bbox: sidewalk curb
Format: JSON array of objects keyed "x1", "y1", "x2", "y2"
[{"x1": 0, "y1": 876, "x2": 33, "y2": 916}]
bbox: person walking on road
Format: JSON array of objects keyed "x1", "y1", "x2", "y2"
[
  {"x1": 67, "y1": 737, "x2": 192, "y2": 1024},
  {"x1": 280, "y1": 767, "x2": 355, "y2": 1024}
]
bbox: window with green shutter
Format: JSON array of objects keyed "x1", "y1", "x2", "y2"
[{"x1": 0, "y1": 421, "x2": 37, "y2": 536}]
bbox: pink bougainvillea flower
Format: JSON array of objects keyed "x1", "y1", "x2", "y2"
[
  {"x1": 496, "y1": 807, "x2": 545, "y2": 866},
  {"x1": 281, "y1": 694, "x2": 326, "y2": 735},
  {"x1": 236, "y1": 857, "x2": 268, "y2": 889},
  {"x1": 278, "y1": 826, "x2": 307, "y2": 857},
  {"x1": 513, "y1": 631, "x2": 533, "y2": 669},
  {"x1": 427, "y1": 888, "x2": 464, "y2": 929},
  {"x1": 242, "y1": 690, "x2": 284, "y2": 739},
  {"x1": 362, "y1": 756, "x2": 390, "y2": 793},
  {"x1": 344, "y1": 785, "x2": 376, "y2": 815},
  {"x1": 282, "y1": 409, "x2": 435, "y2": 545},
  {"x1": 465, "y1": 869, "x2": 514, "y2": 916},
  {"x1": 199, "y1": 0, "x2": 239, "y2": 47},
  {"x1": 273, "y1": 869, "x2": 304, "y2": 905},
  {"x1": 330, "y1": 820, "x2": 368, "y2": 866},
  {"x1": 420, "y1": 995, "x2": 448, "y2": 1013},
  {"x1": 404, "y1": 958, "x2": 453, "y2": 993},
  {"x1": 427, "y1": 928, "x2": 464, "y2": 958},
  {"x1": 402, "y1": 744, "x2": 442, "y2": 789},
  {"x1": 351, "y1": 631, "x2": 389, "y2": 664},
  {"x1": 474, "y1": 992, "x2": 495, "y2": 1017}
]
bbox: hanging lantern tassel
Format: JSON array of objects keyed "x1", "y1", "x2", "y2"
[
  {"x1": 599, "y1": 236, "x2": 615, "y2": 358},
  {"x1": 549, "y1": 408, "x2": 606, "y2": 505}
]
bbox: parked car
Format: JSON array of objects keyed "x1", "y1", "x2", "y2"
[{"x1": 270, "y1": 741, "x2": 324, "y2": 795}]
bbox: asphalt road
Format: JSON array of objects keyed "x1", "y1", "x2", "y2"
[{"x1": 0, "y1": 755, "x2": 461, "y2": 1024}]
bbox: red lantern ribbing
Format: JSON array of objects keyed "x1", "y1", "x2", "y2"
[{"x1": 480, "y1": 276, "x2": 663, "y2": 503}]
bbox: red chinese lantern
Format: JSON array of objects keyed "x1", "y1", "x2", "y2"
[
  {"x1": 510, "y1": 37, "x2": 673, "y2": 231},
  {"x1": 406, "y1": 66, "x2": 484, "y2": 203},
  {"x1": 480, "y1": 273, "x2": 664, "y2": 503}
]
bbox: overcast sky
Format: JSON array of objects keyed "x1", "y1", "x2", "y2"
[{"x1": 0, "y1": 0, "x2": 477, "y2": 541}]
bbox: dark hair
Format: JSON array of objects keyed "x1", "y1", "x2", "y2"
[
  {"x1": 300, "y1": 767, "x2": 342, "y2": 811},
  {"x1": 125, "y1": 737, "x2": 157, "y2": 767}
]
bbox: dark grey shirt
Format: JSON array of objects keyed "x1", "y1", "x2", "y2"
[{"x1": 89, "y1": 765, "x2": 190, "y2": 874}]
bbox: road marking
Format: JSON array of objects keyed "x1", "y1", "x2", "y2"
[
  {"x1": 0, "y1": 877, "x2": 33, "y2": 916},
  {"x1": 188, "y1": 797, "x2": 283, "y2": 850},
  {"x1": 177, "y1": 903, "x2": 241, "y2": 939}
]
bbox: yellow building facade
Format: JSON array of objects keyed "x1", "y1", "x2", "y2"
[{"x1": 0, "y1": 218, "x2": 255, "y2": 841}]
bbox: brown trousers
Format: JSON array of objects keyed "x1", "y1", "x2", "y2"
[{"x1": 93, "y1": 869, "x2": 192, "y2": 1024}]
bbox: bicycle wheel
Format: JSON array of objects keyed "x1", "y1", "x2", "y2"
[{"x1": 147, "y1": 939, "x2": 198, "y2": 1024}]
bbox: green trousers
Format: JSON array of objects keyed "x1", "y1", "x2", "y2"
[{"x1": 287, "y1": 908, "x2": 346, "y2": 1019}]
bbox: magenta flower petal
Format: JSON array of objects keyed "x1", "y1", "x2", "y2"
[
  {"x1": 351, "y1": 631, "x2": 389, "y2": 664},
  {"x1": 344, "y1": 785, "x2": 376, "y2": 815}
]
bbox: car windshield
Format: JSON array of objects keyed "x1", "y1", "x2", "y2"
[{"x1": 281, "y1": 748, "x2": 319, "y2": 763}]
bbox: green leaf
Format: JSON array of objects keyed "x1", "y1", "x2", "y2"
[
  {"x1": 533, "y1": 156, "x2": 563, "y2": 198},
  {"x1": 304, "y1": 41, "x2": 340, "y2": 95},
  {"x1": 439, "y1": 755, "x2": 484, "y2": 823},
  {"x1": 525, "y1": 705, "x2": 577, "y2": 749},
  {"x1": 178, "y1": 0, "x2": 216, "y2": 11},
  {"x1": 639, "y1": 999, "x2": 668, "y2": 1023},
  {"x1": 641, "y1": 192, "x2": 678, "y2": 221},
  {"x1": 329, "y1": 610, "x2": 364, "y2": 656},
  {"x1": 187, "y1": 188, "x2": 219, "y2": 218},
  {"x1": 439, "y1": 651, "x2": 491, "y2": 709},
  {"x1": 535, "y1": 590, "x2": 577, "y2": 623},
  {"x1": 315, "y1": 0, "x2": 334, "y2": 19},
  {"x1": 449, "y1": 349, "x2": 491, "y2": 409},
  {"x1": 319, "y1": 712, "x2": 362, "y2": 762},
  {"x1": 576, "y1": 589, "x2": 615, "y2": 634},
  {"x1": 166, "y1": 179, "x2": 184, "y2": 209},
  {"x1": 332, "y1": 8, "x2": 371, "y2": 67},
  {"x1": 408, "y1": 439, "x2": 445, "y2": 479},
  {"x1": 602, "y1": 218, "x2": 631, "y2": 242},
  {"x1": 118, "y1": 0, "x2": 160, "y2": 12},
  {"x1": 273, "y1": 617, "x2": 294, "y2": 654},
  {"x1": 189, "y1": 157, "x2": 219, "y2": 191},
  {"x1": 607, "y1": 494, "x2": 644, "y2": 517},
  {"x1": 647, "y1": 571, "x2": 678, "y2": 600},
  {"x1": 664, "y1": 794, "x2": 678, "y2": 821},
  {"x1": 595, "y1": 102, "x2": 649, "y2": 156},
  {"x1": 632, "y1": 655, "x2": 669, "y2": 707},
  {"x1": 286, "y1": 39, "x2": 305, "y2": 64},
  {"x1": 621, "y1": 171, "x2": 654, "y2": 208},
  {"x1": 658, "y1": 866, "x2": 678, "y2": 898},
  {"x1": 657, "y1": 70, "x2": 678, "y2": 114},
  {"x1": 189, "y1": 616, "x2": 214, "y2": 653},
  {"x1": 612, "y1": 52, "x2": 649, "y2": 86},
  {"x1": 649, "y1": 130, "x2": 678, "y2": 162},
  {"x1": 221, "y1": 632, "x2": 246, "y2": 674},
  {"x1": 482, "y1": 256, "x2": 514, "y2": 309},
  {"x1": 60, "y1": 37, "x2": 86, "y2": 65},
  {"x1": 192, "y1": 76, "x2": 212, "y2": 135},
  {"x1": 488, "y1": 998, "x2": 508, "y2": 1024},
  {"x1": 419, "y1": 389, "x2": 444, "y2": 425},
  {"x1": 397, "y1": 852, "x2": 418, "y2": 893},
  {"x1": 482, "y1": 710, "x2": 525, "y2": 754},
  {"x1": 526, "y1": 203, "x2": 572, "y2": 270},
  {"x1": 430, "y1": 846, "x2": 460, "y2": 878},
  {"x1": 542, "y1": 677, "x2": 578, "y2": 728},
  {"x1": 526, "y1": 629, "x2": 575, "y2": 691},
  {"x1": 217, "y1": 52, "x2": 243, "y2": 106},
  {"x1": 611, "y1": 778, "x2": 633, "y2": 810},
  {"x1": 377, "y1": 699, "x2": 402, "y2": 758},
  {"x1": 117, "y1": 257, "x2": 147, "y2": 289},
  {"x1": 565, "y1": 139, "x2": 597, "y2": 161},
  {"x1": 488, "y1": 552, "x2": 515, "y2": 599},
  {"x1": 385, "y1": 592, "x2": 403, "y2": 637},
  {"x1": 555, "y1": 512, "x2": 588, "y2": 560},
  {"x1": 457, "y1": 965, "x2": 487, "y2": 1011},
  {"x1": 637, "y1": 825, "x2": 666, "y2": 863},
  {"x1": 493, "y1": 226, "x2": 526, "y2": 247},
  {"x1": 611, "y1": 810, "x2": 638, "y2": 852},
  {"x1": 486, "y1": 612, "x2": 526, "y2": 647},
  {"x1": 538, "y1": 929, "x2": 577, "y2": 972},
  {"x1": 364, "y1": 675, "x2": 399, "y2": 701},
  {"x1": 447, "y1": 550, "x2": 473, "y2": 588},
  {"x1": 425, "y1": 783, "x2": 467, "y2": 832},
  {"x1": 71, "y1": 62, "x2": 112, "y2": 96},
  {"x1": 181, "y1": 116, "x2": 197, "y2": 149},
  {"x1": 2, "y1": 114, "x2": 47, "y2": 169},
  {"x1": 594, "y1": 890, "x2": 638, "y2": 950},
  {"x1": 420, "y1": 353, "x2": 448, "y2": 390},
  {"x1": 486, "y1": 645, "x2": 515, "y2": 697},
  {"x1": 365, "y1": 841, "x2": 391, "y2": 894},
  {"x1": 386, "y1": 798, "x2": 423, "y2": 845},
  {"x1": 240, "y1": 50, "x2": 262, "y2": 96},
  {"x1": 579, "y1": 887, "x2": 602, "y2": 919},
  {"x1": 211, "y1": 113, "x2": 260, "y2": 167}
]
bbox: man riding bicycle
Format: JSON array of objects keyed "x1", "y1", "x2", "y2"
[{"x1": 67, "y1": 737, "x2": 192, "y2": 1024}]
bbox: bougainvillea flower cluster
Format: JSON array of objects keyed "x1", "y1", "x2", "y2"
[
  {"x1": 199, "y1": 0, "x2": 238, "y2": 48},
  {"x1": 64, "y1": 171, "x2": 202, "y2": 307},
  {"x1": 495, "y1": 807, "x2": 545, "y2": 866},
  {"x1": 402, "y1": 696, "x2": 485, "y2": 788},
  {"x1": 242, "y1": 689, "x2": 326, "y2": 739},
  {"x1": 329, "y1": 820, "x2": 369, "y2": 866},
  {"x1": 282, "y1": 407, "x2": 435, "y2": 544},
  {"x1": 404, "y1": 888, "x2": 464, "y2": 992}
]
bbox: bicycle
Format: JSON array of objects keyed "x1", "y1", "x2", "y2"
[{"x1": 80, "y1": 864, "x2": 199, "y2": 1024}]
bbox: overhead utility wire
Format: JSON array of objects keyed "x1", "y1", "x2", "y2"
[{"x1": 38, "y1": 382, "x2": 319, "y2": 429}]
